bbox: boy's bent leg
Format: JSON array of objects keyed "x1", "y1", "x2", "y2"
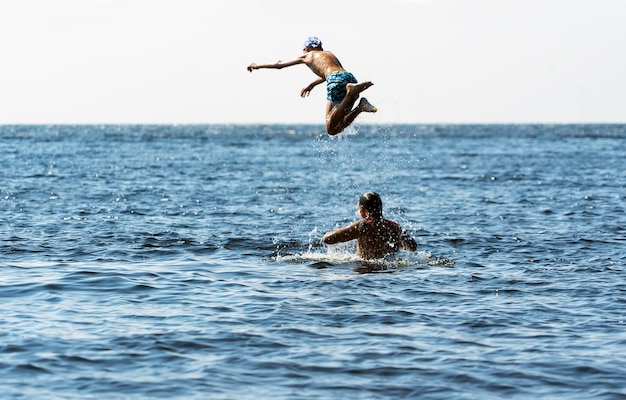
[
  {"x1": 325, "y1": 102, "x2": 343, "y2": 135},
  {"x1": 326, "y1": 99, "x2": 376, "y2": 135},
  {"x1": 345, "y1": 81, "x2": 374, "y2": 99},
  {"x1": 325, "y1": 82, "x2": 375, "y2": 135},
  {"x1": 327, "y1": 109, "x2": 360, "y2": 135},
  {"x1": 330, "y1": 81, "x2": 373, "y2": 121}
]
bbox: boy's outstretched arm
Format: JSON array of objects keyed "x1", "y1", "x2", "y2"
[
  {"x1": 247, "y1": 55, "x2": 306, "y2": 72},
  {"x1": 301, "y1": 77, "x2": 325, "y2": 97}
]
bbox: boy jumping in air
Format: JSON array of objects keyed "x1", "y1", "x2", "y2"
[{"x1": 247, "y1": 36, "x2": 377, "y2": 135}]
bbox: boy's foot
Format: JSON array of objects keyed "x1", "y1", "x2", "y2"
[
  {"x1": 358, "y1": 97, "x2": 378, "y2": 113},
  {"x1": 346, "y1": 81, "x2": 374, "y2": 97}
]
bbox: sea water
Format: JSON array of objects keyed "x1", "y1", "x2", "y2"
[{"x1": 1, "y1": 124, "x2": 625, "y2": 399}]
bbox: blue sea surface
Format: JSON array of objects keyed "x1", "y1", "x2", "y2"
[{"x1": 1, "y1": 124, "x2": 625, "y2": 399}]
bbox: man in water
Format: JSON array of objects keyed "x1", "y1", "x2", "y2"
[
  {"x1": 247, "y1": 36, "x2": 377, "y2": 135},
  {"x1": 322, "y1": 192, "x2": 417, "y2": 260}
]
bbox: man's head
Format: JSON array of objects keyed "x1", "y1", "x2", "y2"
[
  {"x1": 303, "y1": 36, "x2": 323, "y2": 51},
  {"x1": 359, "y1": 192, "x2": 383, "y2": 220}
]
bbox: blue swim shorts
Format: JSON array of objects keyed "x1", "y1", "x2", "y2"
[{"x1": 326, "y1": 71, "x2": 358, "y2": 104}]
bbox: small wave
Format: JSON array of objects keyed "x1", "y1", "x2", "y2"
[{"x1": 275, "y1": 249, "x2": 454, "y2": 271}]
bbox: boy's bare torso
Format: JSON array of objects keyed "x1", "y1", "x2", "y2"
[{"x1": 302, "y1": 51, "x2": 346, "y2": 79}]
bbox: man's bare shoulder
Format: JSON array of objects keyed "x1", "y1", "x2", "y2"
[{"x1": 384, "y1": 219, "x2": 402, "y2": 229}]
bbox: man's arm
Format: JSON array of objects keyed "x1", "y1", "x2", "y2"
[
  {"x1": 301, "y1": 77, "x2": 325, "y2": 98},
  {"x1": 399, "y1": 228, "x2": 418, "y2": 252},
  {"x1": 247, "y1": 55, "x2": 306, "y2": 72},
  {"x1": 322, "y1": 221, "x2": 360, "y2": 245}
]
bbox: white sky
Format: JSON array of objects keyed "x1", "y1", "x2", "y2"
[{"x1": 1, "y1": 0, "x2": 625, "y2": 124}]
